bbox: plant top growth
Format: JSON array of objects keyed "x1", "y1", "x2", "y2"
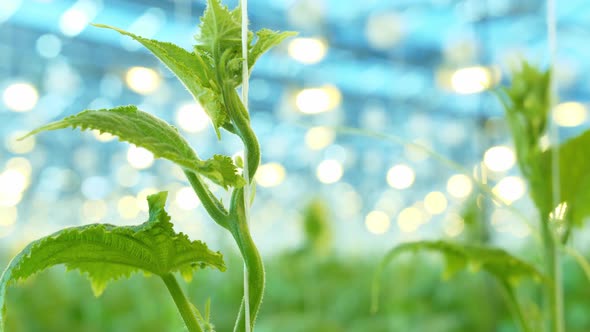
[{"x1": 0, "y1": 1, "x2": 295, "y2": 331}]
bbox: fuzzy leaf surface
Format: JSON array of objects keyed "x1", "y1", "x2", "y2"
[
  {"x1": 197, "y1": 0, "x2": 242, "y2": 54},
  {"x1": 0, "y1": 192, "x2": 225, "y2": 330},
  {"x1": 21, "y1": 105, "x2": 244, "y2": 189},
  {"x1": 92, "y1": 24, "x2": 229, "y2": 134},
  {"x1": 196, "y1": 0, "x2": 295, "y2": 87},
  {"x1": 248, "y1": 29, "x2": 297, "y2": 69}
]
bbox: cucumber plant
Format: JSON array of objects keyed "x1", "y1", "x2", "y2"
[
  {"x1": 0, "y1": 1, "x2": 294, "y2": 331},
  {"x1": 374, "y1": 61, "x2": 590, "y2": 332}
]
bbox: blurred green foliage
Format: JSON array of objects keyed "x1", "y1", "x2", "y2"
[
  {"x1": 4, "y1": 250, "x2": 590, "y2": 332},
  {"x1": 4, "y1": 197, "x2": 590, "y2": 332}
]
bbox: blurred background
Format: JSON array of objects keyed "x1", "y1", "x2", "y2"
[{"x1": 2, "y1": 0, "x2": 590, "y2": 331}]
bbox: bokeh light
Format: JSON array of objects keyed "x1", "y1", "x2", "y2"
[
  {"x1": 6, "y1": 131, "x2": 35, "y2": 154},
  {"x1": 305, "y1": 126, "x2": 335, "y2": 150},
  {"x1": 493, "y1": 176, "x2": 527, "y2": 205},
  {"x1": 386, "y1": 164, "x2": 415, "y2": 190},
  {"x1": 175, "y1": 187, "x2": 200, "y2": 210},
  {"x1": 316, "y1": 160, "x2": 343, "y2": 184},
  {"x1": 2, "y1": 83, "x2": 39, "y2": 112},
  {"x1": 365, "y1": 210, "x2": 390, "y2": 235},
  {"x1": 175, "y1": 102, "x2": 210, "y2": 133},
  {"x1": 483, "y1": 145, "x2": 515, "y2": 172},
  {"x1": 446, "y1": 174, "x2": 473, "y2": 199},
  {"x1": 256, "y1": 163, "x2": 286, "y2": 188},
  {"x1": 448, "y1": 66, "x2": 499, "y2": 94},
  {"x1": 424, "y1": 191, "x2": 447, "y2": 215},
  {"x1": 295, "y1": 86, "x2": 341, "y2": 114},
  {"x1": 127, "y1": 146, "x2": 154, "y2": 169},
  {"x1": 553, "y1": 102, "x2": 587, "y2": 127},
  {"x1": 125, "y1": 67, "x2": 161, "y2": 95},
  {"x1": 288, "y1": 38, "x2": 327, "y2": 64},
  {"x1": 443, "y1": 213, "x2": 465, "y2": 237},
  {"x1": 397, "y1": 207, "x2": 423, "y2": 233}
]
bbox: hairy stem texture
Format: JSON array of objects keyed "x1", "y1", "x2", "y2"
[
  {"x1": 230, "y1": 189, "x2": 265, "y2": 332},
  {"x1": 161, "y1": 273, "x2": 203, "y2": 332}
]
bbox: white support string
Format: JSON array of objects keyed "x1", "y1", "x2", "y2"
[
  {"x1": 240, "y1": 1, "x2": 252, "y2": 331},
  {"x1": 547, "y1": 0, "x2": 564, "y2": 331},
  {"x1": 547, "y1": 0, "x2": 558, "y2": 212}
]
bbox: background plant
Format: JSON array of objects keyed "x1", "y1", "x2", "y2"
[
  {"x1": 373, "y1": 61, "x2": 590, "y2": 332},
  {"x1": 0, "y1": 1, "x2": 294, "y2": 331}
]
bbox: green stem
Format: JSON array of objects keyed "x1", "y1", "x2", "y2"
[
  {"x1": 230, "y1": 189, "x2": 265, "y2": 332},
  {"x1": 499, "y1": 280, "x2": 531, "y2": 332},
  {"x1": 161, "y1": 273, "x2": 203, "y2": 332},
  {"x1": 184, "y1": 170, "x2": 229, "y2": 229},
  {"x1": 540, "y1": 217, "x2": 564, "y2": 332},
  {"x1": 223, "y1": 85, "x2": 260, "y2": 178}
]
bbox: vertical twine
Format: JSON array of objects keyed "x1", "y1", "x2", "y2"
[
  {"x1": 547, "y1": 0, "x2": 565, "y2": 331},
  {"x1": 240, "y1": 1, "x2": 251, "y2": 331}
]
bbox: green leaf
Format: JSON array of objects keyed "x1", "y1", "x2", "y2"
[
  {"x1": 495, "y1": 62, "x2": 552, "y2": 215},
  {"x1": 91, "y1": 23, "x2": 229, "y2": 135},
  {"x1": 0, "y1": 192, "x2": 225, "y2": 330},
  {"x1": 197, "y1": 0, "x2": 242, "y2": 54},
  {"x1": 248, "y1": 29, "x2": 297, "y2": 70},
  {"x1": 20, "y1": 105, "x2": 245, "y2": 189},
  {"x1": 537, "y1": 130, "x2": 590, "y2": 227},
  {"x1": 497, "y1": 62, "x2": 551, "y2": 178},
  {"x1": 372, "y1": 240, "x2": 543, "y2": 312},
  {"x1": 195, "y1": 0, "x2": 295, "y2": 88}
]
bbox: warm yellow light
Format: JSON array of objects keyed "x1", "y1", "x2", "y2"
[
  {"x1": 2, "y1": 83, "x2": 39, "y2": 112},
  {"x1": 550, "y1": 202, "x2": 568, "y2": 221},
  {"x1": 125, "y1": 67, "x2": 161, "y2": 95},
  {"x1": 0, "y1": 192, "x2": 22, "y2": 207},
  {"x1": 386, "y1": 164, "x2": 415, "y2": 190},
  {"x1": 295, "y1": 85, "x2": 341, "y2": 114},
  {"x1": 483, "y1": 145, "x2": 515, "y2": 172},
  {"x1": 444, "y1": 214, "x2": 465, "y2": 237},
  {"x1": 136, "y1": 187, "x2": 158, "y2": 211},
  {"x1": 6, "y1": 131, "x2": 35, "y2": 154},
  {"x1": 59, "y1": 8, "x2": 90, "y2": 37},
  {"x1": 447, "y1": 174, "x2": 473, "y2": 199},
  {"x1": 0, "y1": 169, "x2": 28, "y2": 198},
  {"x1": 127, "y1": 146, "x2": 154, "y2": 169},
  {"x1": 316, "y1": 159, "x2": 343, "y2": 184},
  {"x1": 6, "y1": 157, "x2": 32, "y2": 177},
  {"x1": 365, "y1": 210, "x2": 391, "y2": 235},
  {"x1": 255, "y1": 163, "x2": 286, "y2": 188},
  {"x1": 397, "y1": 207, "x2": 422, "y2": 233},
  {"x1": 288, "y1": 38, "x2": 327, "y2": 64},
  {"x1": 92, "y1": 129, "x2": 115, "y2": 142},
  {"x1": 493, "y1": 176, "x2": 526, "y2": 204},
  {"x1": 424, "y1": 191, "x2": 447, "y2": 215},
  {"x1": 175, "y1": 187, "x2": 200, "y2": 210},
  {"x1": 175, "y1": 102, "x2": 210, "y2": 133},
  {"x1": 450, "y1": 66, "x2": 495, "y2": 94},
  {"x1": 117, "y1": 195, "x2": 140, "y2": 219},
  {"x1": 0, "y1": 206, "x2": 17, "y2": 227},
  {"x1": 305, "y1": 126, "x2": 335, "y2": 150},
  {"x1": 82, "y1": 199, "x2": 107, "y2": 222},
  {"x1": 553, "y1": 102, "x2": 587, "y2": 127}
]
